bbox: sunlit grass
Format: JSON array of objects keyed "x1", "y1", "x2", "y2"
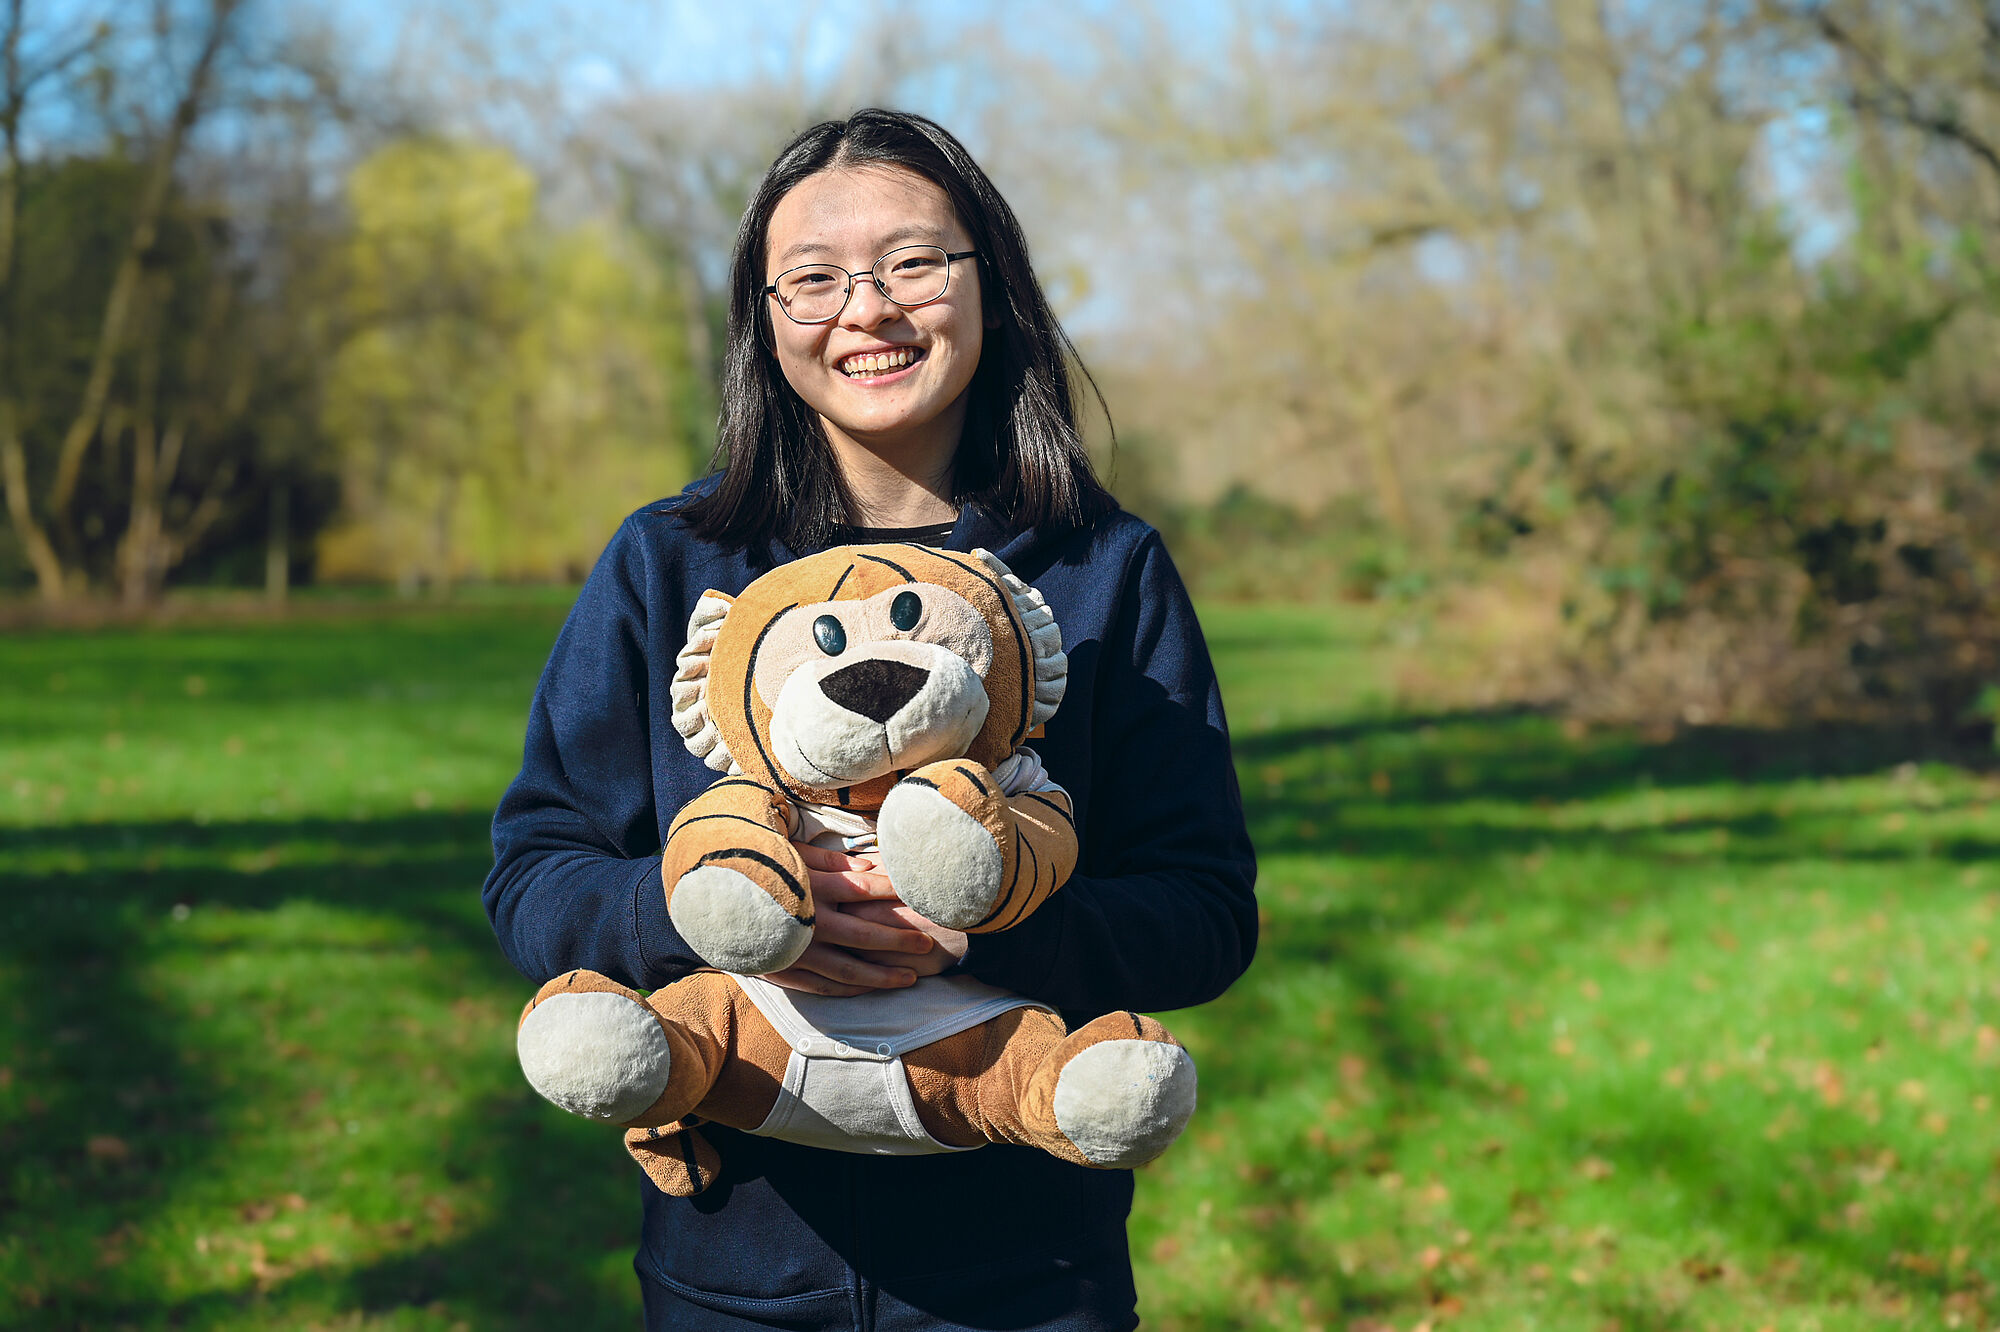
[
  {"x1": 1140, "y1": 606, "x2": 2000, "y2": 1331},
  {"x1": 3, "y1": 598, "x2": 1997, "y2": 1328}
]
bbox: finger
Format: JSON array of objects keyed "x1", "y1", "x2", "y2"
[
  {"x1": 839, "y1": 900, "x2": 943, "y2": 933},
  {"x1": 850, "y1": 947, "x2": 953, "y2": 977},
  {"x1": 814, "y1": 908, "x2": 934, "y2": 955},
  {"x1": 761, "y1": 967, "x2": 872, "y2": 998},
  {"x1": 791, "y1": 942, "x2": 916, "y2": 990},
  {"x1": 794, "y1": 842, "x2": 871, "y2": 873},
  {"x1": 805, "y1": 866, "x2": 899, "y2": 903}
]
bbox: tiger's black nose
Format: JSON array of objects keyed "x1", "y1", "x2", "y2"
[{"x1": 820, "y1": 659, "x2": 930, "y2": 724}]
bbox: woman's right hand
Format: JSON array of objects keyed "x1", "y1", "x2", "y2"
[{"x1": 761, "y1": 843, "x2": 938, "y2": 996}]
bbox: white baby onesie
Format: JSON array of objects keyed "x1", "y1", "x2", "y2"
[{"x1": 733, "y1": 750, "x2": 1065, "y2": 1155}]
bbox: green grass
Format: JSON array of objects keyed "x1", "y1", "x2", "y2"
[{"x1": 4, "y1": 599, "x2": 1998, "y2": 1329}]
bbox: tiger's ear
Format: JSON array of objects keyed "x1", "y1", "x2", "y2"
[
  {"x1": 972, "y1": 549, "x2": 1067, "y2": 727},
  {"x1": 671, "y1": 591, "x2": 736, "y2": 772}
]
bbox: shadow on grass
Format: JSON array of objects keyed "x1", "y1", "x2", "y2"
[
  {"x1": 1236, "y1": 709, "x2": 2000, "y2": 862},
  {"x1": 0, "y1": 810, "x2": 639, "y2": 1330},
  {"x1": 1210, "y1": 712, "x2": 2000, "y2": 1319},
  {"x1": 1235, "y1": 709, "x2": 1997, "y2": 802}
]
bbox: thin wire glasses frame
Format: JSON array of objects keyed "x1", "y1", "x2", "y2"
[{"x1": 763, "y1": 246, "x2": 980, "y2": 325}]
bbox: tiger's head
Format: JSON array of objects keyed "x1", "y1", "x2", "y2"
[{"x1": 669, "y1": 545, "x2": 1066, "y2": 807}]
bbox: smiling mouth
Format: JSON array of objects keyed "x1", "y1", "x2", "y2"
[{"x1": 839, "y1": 348, "x2": 924, "y2": 379}]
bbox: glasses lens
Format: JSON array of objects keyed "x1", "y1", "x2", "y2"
[
  {"x1": 775, "y1": 264, "x2": 848, "y2": 322},
  {"x1": 873, "y1": 246, "x2": 952, "y2": 306}
]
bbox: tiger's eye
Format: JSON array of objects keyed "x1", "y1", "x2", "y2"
[
  {"x1": 889, "y1": 590, "x2": 922, "y2": 631},
  {"x1": 813, "y1": 614, "x2": 847, "y2": 655}
]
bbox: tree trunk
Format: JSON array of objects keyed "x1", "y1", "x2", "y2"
[
  {"x1": 265, "y1": 481, "x2": 289, "y2": 604},
  {"x1": 0, "y1": 410, "x2": 61, "y2": 596},
  {"x1": 430, "y1": 469, "x2": 457, "y2": 599},
  {"x1": 45, "y1": 1, "x2": 238, "y2": 553},
  {"x1": 117, "y1": 409, "x2": 161, "y2": 609}
]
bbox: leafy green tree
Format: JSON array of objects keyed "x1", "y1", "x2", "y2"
[{"x1": 319, "y1": 137, "x2": 694, "y2": 590}]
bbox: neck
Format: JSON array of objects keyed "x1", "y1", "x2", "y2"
[{"x1": 821, "y1": 406, "x2": 965, "y2": 529}]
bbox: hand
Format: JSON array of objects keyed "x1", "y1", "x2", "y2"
[
  {"x1": 842, "y1": 898, "x2": 969, "y2": 975},
  {"x1": 761, "y1": 843, "x2": 938, "y2": 997}
]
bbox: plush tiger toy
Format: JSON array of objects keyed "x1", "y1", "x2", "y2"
[{"x1": 515, "y1": 544, "x2": 1199, "y2": 1195}]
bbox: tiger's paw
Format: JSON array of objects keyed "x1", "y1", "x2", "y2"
[
  {"x1": 517, "y1": 972, "x2": 677, "y2": 1125},
  {"x1": 1029, "y1": 1012, "x2": 1198, "y2": 1169},
  {"x1": 878, "y1": 761, "x2": 1009, "y2": 930},
  {"x1": 667, "y1": 858, "x2": 813, "y2": 976}
]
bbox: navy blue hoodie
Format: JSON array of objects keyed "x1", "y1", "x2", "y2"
[{"x1": 484, "y1": 492, "x2": 1257, "y2": 1330}]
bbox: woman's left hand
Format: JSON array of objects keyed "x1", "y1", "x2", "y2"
[{"x1": 840, "y1": 884, "x2": 970, "y2": 976}]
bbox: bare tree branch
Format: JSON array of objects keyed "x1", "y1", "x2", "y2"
[
  {"x1": 1814, "y1": 5, "x2": 2000, "y2": 193},
  {"x1": 0, "y1": 0, "x2": 65, "y2": 597},
  {"x1": 47, "y1": 0, "x2": 241, "y2": 525}
]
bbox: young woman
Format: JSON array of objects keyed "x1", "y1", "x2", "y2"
[{"x1": 484, "y1": 109, "x2": 1257, "y2": 1332}]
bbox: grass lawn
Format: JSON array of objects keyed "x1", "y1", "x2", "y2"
[{"x1": 2, "y1": 597, "x2": 1997, "y2": 1329}]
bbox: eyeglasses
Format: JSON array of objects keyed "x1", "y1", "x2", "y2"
[{"x1": 763, "y1": 245, "x2": 979, "y2": 325}]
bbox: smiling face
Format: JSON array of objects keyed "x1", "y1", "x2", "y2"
[{"x1": 762, "y1": 166, "x2": 987, "y2": 478}]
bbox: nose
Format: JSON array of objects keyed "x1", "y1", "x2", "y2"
[
  {"x1": 820, "y1": 659, "x2": 929, "y2": 724},
  {"x1": 839, "y1": 275, "x2": 900, "y2": 329}
]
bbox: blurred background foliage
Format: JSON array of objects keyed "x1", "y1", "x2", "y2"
[{"x1": 4, "y1": 0, "x2": 2000, "y2": 729}]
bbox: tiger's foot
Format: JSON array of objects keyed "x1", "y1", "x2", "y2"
[
  {"x1": 1023, "y1": 1012, "x2": 1198, "y2": 1169},
  {"x1": 516, "y1": 971, "x2": 708, "y2": 1128}
]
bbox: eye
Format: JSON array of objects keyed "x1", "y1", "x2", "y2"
[
  {"x1": 889, "y1": 590, "x2": 922, "y2": 631},
  {"x1": 813, "y1": 614, "x2": 847, "y2": 656}
]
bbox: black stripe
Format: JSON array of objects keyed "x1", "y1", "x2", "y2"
[
  {"x1": 705, "y1": 777, "x2": 769, "y2": 792},
  {"x1": 855, "y1": 551, "x2": 917, "y2": 581},
  {"x1": 899, "y1": 776, "x2": 939, "y2": 791},
  {"x1": 1019, "y1": 791, "x2": 1073, "y2": 824},
  {"x1": 674, "y1": 812, "x2": 785, "y2": 838},
  {"x1": 827, "y1": 562, "x2": 858, "y2": 599},
  {"x1": 969, "y1": 826, "x2": 1026, "y2": 930},
  {"x1": 837, "y1": 786, "x2": 851, "y2": 807},
  {"x1": 1126, "y1": 1011, "x2": 1143, "y2": 1037},
  {"x1": 999, "y1": 833, "x2": 1042, "y2": 931},
  {"x1": 741, "y1": 603, "x2": 800, "y2": 789},
  {"x1": 955, "y1": 764, "x2": 993, "y2": 797},
  {"x1": 676, "y1": 1131, "x2": 703, "y2": 1186},
  {"x1": 695, "y1": 846, "x2": 809, "y2": 910}
]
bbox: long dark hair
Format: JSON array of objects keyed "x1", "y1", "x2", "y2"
[{"x1": 678, "y1": 108, "x2": 1118, "y2": 551}]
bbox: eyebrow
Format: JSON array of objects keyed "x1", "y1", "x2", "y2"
[{"x1": 774, "y1": 223, "x2": 951, "y2": 266}]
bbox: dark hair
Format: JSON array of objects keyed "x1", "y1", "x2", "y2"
[{"x1": 678, "y1": 108, "x2": 1118, "y2": 551}]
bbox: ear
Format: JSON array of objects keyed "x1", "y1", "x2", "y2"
[
  {"x1": 972, "y1": 549, "x2": 1066, "y2": 726},
  {"x1": 671, "y1": 591, "x2": 737, "y2": 772}
]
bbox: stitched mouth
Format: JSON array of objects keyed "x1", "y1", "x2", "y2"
[{"x1": 838, "y1": 347, "x2": 924, "y2": 379}]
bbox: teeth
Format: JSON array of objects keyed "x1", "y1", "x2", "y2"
[{"x1": 842, "y1": 348, "x2": 918, "y2": 377}]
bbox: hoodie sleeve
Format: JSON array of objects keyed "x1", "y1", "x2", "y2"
[
  {"x1": 959, "y1": 532, "x2": 1259, "y2": 1014},
  {"x1": 482, "y1": 516, "x2": 702, "y2": 990}
]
